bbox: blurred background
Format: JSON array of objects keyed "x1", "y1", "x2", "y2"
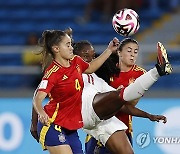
[{"x1": 0, "y1": 0, "x2": 180, "y2": 153}]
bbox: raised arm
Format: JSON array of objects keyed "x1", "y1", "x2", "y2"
[{"x1": 84, "y1": 38, "x2": 119, "y2": 74}]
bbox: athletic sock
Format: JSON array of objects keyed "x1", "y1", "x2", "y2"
[{"x1": 121, "y1": 68, "x2": 160, "y2": 101}]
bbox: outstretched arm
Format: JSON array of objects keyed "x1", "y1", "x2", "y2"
[{"x1": 120, "y1": 104, "x2": 167, "y2": 123}]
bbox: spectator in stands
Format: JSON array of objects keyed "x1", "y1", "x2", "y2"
[
  {"x1": 23, "y1": 32, "x2": 40, "y2": 66},
  {"x1": 169, "y1": 0, "x2": 180, "y2": 12},
  {"x1": 76, "y1": 0, "x2": 143, "y2": 24},
  {"x1": 22, "y1": 32, "x2": 42, "y2": 88},
  {"x1": 144, "y1": 0, "x2": 179, "y2": 13},
  {"x1": 76, "y1": 0, "x2": 116, "y2": 24},
  {"x1": 26, "y1": 33, "x2": 38, "y2": 45}
]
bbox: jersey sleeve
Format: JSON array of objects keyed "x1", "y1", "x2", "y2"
[
  {"x1": 100, "y1": 78, "x2": 115, "y2": 92},
  {"x1": 76, "y1": 56, "x2": 89, "y2": 73},
  {"x1": 38, "y1": 71, "x2": 57, "y2": 94},
  {"x1": 94, "y1": 74, "x2": 115, "y2": 92}
]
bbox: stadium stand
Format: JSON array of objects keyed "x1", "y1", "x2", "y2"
[
  {"x1": 0, "y1": 0, "x2": 176, "y2": 45},
  {"x1": 0, "y1": 0, "x2": 179, "y2": 96}
]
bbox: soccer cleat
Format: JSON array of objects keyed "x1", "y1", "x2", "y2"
[{"x1": 155, "y1": 42, "x2": 173, "y2": 76}]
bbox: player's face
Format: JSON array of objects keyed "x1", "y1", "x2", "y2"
[
  {"x1": 118, "y1": 42, "x2": 139, "y2": 67},
  {"x1": 79, "y1": 45, "x2": 95, "y2": 63},
  {"x1": 56, "y1": 34, "x2": 74, "y2": 60}
]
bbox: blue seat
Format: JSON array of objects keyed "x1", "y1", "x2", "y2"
[
  {"x1": 9, "y1": 9, "x2": 31, "y2": 19},
  {"x1": 0, "y1": 53, "x2": 22, "y2": 66},
  {"x1": 0, "y1": 0, "x2": 27, "y2": 5},
  {"x1": 11, "y1": 21, "x2": 36, "y2": 33},
  {"x1": 0, "y1": 9, "x2": 9, "y2": 18},
  {"x1": 0, "y1": 75, "x2": 24, "y2": 88},
  {"x1": 0, "y1": 34, "x2": 26, "y2": 45},
  {"x1": 0, "y1": 0, "x2": 170, "y2": 46},
  {"x1": 0, "y1": 22, "x2": 14, "y2": 32}
]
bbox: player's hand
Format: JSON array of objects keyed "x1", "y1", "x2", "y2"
[
  {"x1": 38, "y1": 111, "x2": 50, "y2": 126},
  {"x1": 30, "y1": 122, "x2": 39, "y2": 142},
  {"x1": 107, "y1": 37, "x2": 120, "y2": 53},
  {"x1": 148, "y1": 114, "x2": 167, "y2": 123},
  {"x1": 117, "y1": 85, "x2": 124, "y2": 90}
]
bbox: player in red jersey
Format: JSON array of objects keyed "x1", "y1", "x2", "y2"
[
  {"x1": 92, "y1": 39, "x2": 148, "y2": 153},
  {"x1": 31, "y1": 28, "x2": 172, "y2": 154},
  {"x1": 109, "y1": 38, "x2": 146, "y2": 145},
  {"x1": 32, "y1": 28, "x2": 120, "y2": 154}
]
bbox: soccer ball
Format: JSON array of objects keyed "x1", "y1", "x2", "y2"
[{"x1": 112, "y1": 8, "x2": 140, "y2": 37}]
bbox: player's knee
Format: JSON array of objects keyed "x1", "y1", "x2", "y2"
[
  {"x1": 125, "y1": 148, "x2": 134, "y2": 154},
  {"x1": 116, "y1": 147, "x2": 134, "y2": 154},
  {"x1": 109, "y1": 147, "x2": 134, "y2": 154}
]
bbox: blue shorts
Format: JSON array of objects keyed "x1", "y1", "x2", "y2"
[
  {"x1": 37, "y1": 122, "x2": 83, "y2": 154},
  {"x1": 85, "y1": 135, "x2": 110, "y2": 154},
  {"x1": 85, "y1": 133, "x2": 133, "y2": 154}
]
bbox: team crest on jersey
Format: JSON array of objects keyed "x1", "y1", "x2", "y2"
[
  {"x1": 58, "y1": 133, "x2": 66, "y2": 143},
  {"x1": 128, "y1": 77, "x2": 135, "y2": 85},
  {"x1": 76, "y1": 64, "x2": 81, "y2": 73}
]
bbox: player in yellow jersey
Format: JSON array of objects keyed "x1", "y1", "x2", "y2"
[
  {"x1": 109, "y1": 38, "x2": 146, "y2": 145},
  {"x1": 31, "y1": 28, "x2": 120, "y2": 154}
]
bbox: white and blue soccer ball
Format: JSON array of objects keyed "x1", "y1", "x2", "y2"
[{"x1": 112, "y1": 8, "x2": 140, "y2": 36}]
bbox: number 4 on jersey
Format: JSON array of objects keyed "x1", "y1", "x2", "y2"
[{"x1": 75, "y1": 79, "x2": 81, "y2": 91}]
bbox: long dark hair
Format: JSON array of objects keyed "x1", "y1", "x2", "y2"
[
  {"x1": 73, "y1": 40, "x2": 92, "y2": 55},
  {"x1": 38, "y1": 28, "x2": 73, "y2": 71},
  {"x1": 95, "y1": 52, "x2": 120, "y2": 83},
  {"x1": 95, "y1": 38, "x2": 138, "y2": 83}
]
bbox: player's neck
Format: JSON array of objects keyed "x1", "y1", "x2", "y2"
[
  {"x1": 55, "y1": 57, "x2": 70, "y2": 67},
  {"x1": 120, "y1": 63, "x2": 133, "y2": 72}
]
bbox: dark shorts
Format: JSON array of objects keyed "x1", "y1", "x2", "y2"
[
  {"x1": 85, "y1": 135, "x2": 110, "y2": 154},
  {"x1": 85, "y1": 133, "x2": 133, "y2": 154},
  {"x1": 37, "y1": 121, "x2": 83, "y2": 154}
]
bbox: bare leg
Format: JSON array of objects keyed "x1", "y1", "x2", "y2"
[
  {"x1": 93, "y1": 42, "x2": 173, "y2": 119},
  {"x1": 92, "y1": 90, "x2": 125, "y2": 120},
  {"x1": 92, "y1": 68, "x2": 160, "y2": 120},
  {"x1": 105, "y1": 131, "x2": 134, "y2": 154},
  {"x1": 47, "y1": 145, "x2": 73, "y2": 154}
]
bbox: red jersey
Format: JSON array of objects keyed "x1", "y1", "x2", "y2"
[
  {"x1": 38, "y1": 56, "x2": 89, "y2": 130},
  {"x1": 109, "y1": 65, "x2": 146, "y2": 134}
]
